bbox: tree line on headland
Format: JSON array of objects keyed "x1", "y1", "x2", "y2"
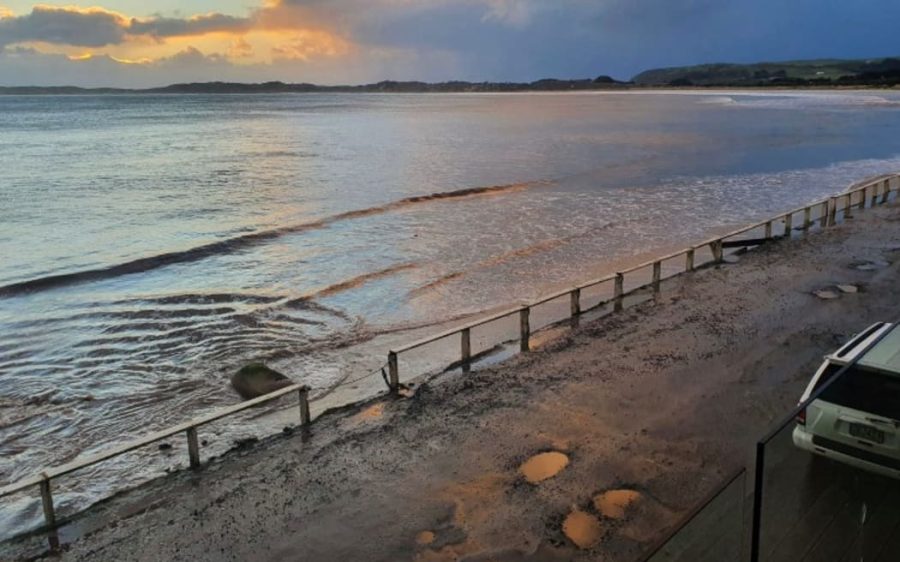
[{"x1": 3, "y1": 56, "x2": 900, "y2": 94}]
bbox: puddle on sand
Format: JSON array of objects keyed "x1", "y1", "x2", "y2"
[
  {"x1": 351, "y1": 403, "x2": 384, "y2": 423},
  {"x1": 416, "y1": 531, "x2": 435, "y2": 545},
  {"x1": 519, "y1": 452, "x2": 569, "y2": 483},
  {"x1": 562, "y1": 510, "x2": 603, "y2": 549},
  {"x1": 593, "y1": 489, "x2": 642, "y2": 520},
  {"x1": 438, "y1": 472, "x2": 508, "y2": 535},
  {"x1": 529, "y1": 325, "x2": 570, "y2": 349}
]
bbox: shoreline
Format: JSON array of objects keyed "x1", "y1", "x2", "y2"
[
  {"x1": 3, "y1": 86, "x2": 900, "y2": 97},
  {"x1": 0, "y1": 172, "x2": 891, "y2": 550},
  {"x1": 0, "y1": 168, "x2": 891, "y2": 546},
  {"x1": 4, "y1": 184, "x2": 900, "y2": 560}
]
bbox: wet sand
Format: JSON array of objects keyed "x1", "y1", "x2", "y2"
[{"x1": 6, "y1": 202, "x2": 900, "y2": 561}]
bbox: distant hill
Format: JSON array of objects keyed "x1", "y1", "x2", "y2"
[
  {"x1": 0, "y1": 77, "x2": 625, "y2": 95},
  {"x1": 632, "y1": 57, "x2": 900, "y2": 87},
  {"x1": 5, "y1": 57, "x2": 900, "y2": 94}
]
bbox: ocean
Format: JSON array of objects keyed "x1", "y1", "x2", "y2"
[{"x1": 2, "y1": 90, "x2": 900, "y2": 535}]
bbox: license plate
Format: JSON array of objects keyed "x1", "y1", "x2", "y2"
[{"x1": 849, "y1": 423, "x2": 886, "y2": 444}]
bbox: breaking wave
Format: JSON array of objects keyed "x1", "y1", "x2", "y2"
[
  {"x1": 408, "y1": 223, "x2": 614, "y2": 297},
  {"x1": 0, "y1": 180, "x2": 548, "y2": 298}
]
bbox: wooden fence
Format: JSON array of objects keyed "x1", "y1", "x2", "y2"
[
  {"x1": 387, "y1": 174, "x2": 898, "y2": 391},
  {"x1": 0, "y1": 384, "x2": 310, "y2": 535}
]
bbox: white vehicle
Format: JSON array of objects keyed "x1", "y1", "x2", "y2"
[{"x1": 793, "y1": 322, "x2": 900, "y2": 478}]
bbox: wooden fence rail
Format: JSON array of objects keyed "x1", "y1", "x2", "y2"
[
  {"x1": 0, "y1": 383, "x2": 310, "y2": 533},
  {"x1": 1, "y1": 173, "x2": 897, "y2": 542}
]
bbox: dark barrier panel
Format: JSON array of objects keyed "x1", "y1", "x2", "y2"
[
  {"x1": 752, "y1": 321, "x2": 900, "y2": 562},
  {"x1": 755, "y1": 418, "x2": 900, "y2": 562},
  {"x1": 639, "y1": 468, "x2": 746, "y2": 562}
]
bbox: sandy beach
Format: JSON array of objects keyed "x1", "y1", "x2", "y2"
[{"x1": 4, "y1": 199, "x2": 900, "y2": 561}]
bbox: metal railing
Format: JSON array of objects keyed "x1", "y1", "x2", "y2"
[{"x1": 1, "y1": 173, "x2": 897, "y2": 543}]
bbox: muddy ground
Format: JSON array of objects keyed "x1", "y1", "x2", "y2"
[{"x1": 7, "y1": 202, "x2": 900, "y2": 562}]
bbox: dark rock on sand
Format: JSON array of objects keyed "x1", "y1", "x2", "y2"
[
  {"x1": 233, "y1": 437, "x2": 259, "y2": 449},
  {"x1": 231, "y1": 363, "x2": 293, "y2": 399}
]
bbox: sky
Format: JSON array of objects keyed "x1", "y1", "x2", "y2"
[{"x1": 1, "y1": 0, "x2": 899, "y2": 88}]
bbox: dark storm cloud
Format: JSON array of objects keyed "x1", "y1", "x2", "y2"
[
  {"x1": 0, "y1": 5, "x2": 253, "y2": 48},
  {"x1": 3, "y1": 0, "x2": 900, "y2": 86},
  {"x1": 321, "y1": 0, "x2": 900, "y2": 80},
  {"x1": 0, "y1": 5, "x2": 127, "y2": 47},
  {"x1": 127, "y1": 13, "x2": 253, "y2": 38}
]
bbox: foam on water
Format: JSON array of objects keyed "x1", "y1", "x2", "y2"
[{"x1": 696, "y1": 91, "x2": 900, "y2": 109}]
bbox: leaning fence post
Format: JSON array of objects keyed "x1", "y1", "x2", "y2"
[
  {"x1": 803, "y1": 206, "x2": 811, "y2": 230},
  {"x1": 570, "y1": 288, "x2": 581, "y2": 318},
  {"x1": 652, "y1": 261, "x2": 662, "y2": 295},
  {"x1": 186, "y1": 427, "x2": 200, "y2": 469},
  {"x1": 614, "y1": 273, "x2": 624, "y2": 311},
  {"x1": 519, "y1": 306, "x2": 530, "y2": 352},
  {"x1": 711, "y1": 240, "x2": 724, "y2": 263},
  {"x1": 39, "y1": 474, "x2": 56, "y2": 530},
  {"x1": 460, "y1": 328, "x2": 471, "y2": 372},
  {"x1": 388, "y1": 351, "x2": 399, "y2": 393},
  {"x1": 685, "y1": 248, "x2": 695, "y2": 272},
  {"x1": 783, "y1": 213, "x2": 793, "y2": 237},
  {"x1": 298, "y1": 386, "x2": 311, "y2": 425}
]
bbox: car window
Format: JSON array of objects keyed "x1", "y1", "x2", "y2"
[{"x1": 819, "y1": 366, "x2": 900, "y2": 420}]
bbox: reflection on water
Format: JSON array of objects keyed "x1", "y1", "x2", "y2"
[{"x1": 2, "y1": 90, "x2": 900, "y2": 536}]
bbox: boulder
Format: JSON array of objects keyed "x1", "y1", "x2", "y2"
[{"x1": 231, "y1": 363, "x2": 293, "y2": 399}]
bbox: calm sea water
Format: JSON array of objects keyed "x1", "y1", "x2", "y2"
[{"x1": 3, "y1": 90, "x2": 900, "y2": 535}]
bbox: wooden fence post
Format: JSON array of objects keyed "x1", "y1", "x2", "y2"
[
  {"x1": 39, "y1": 475, "x2": 56, "y2": 530},
  {"x1": 570, "y1": 288, "x2": 581, "y2": 318},
  {"x1": 828, "y1": 197, "x2": 837, "y2": 226},
  {"x1": 652, "y1": 261, "x2": 662, "y2": 295},
  {"x1": 803, "y1": 206, "x2": 811, "y2": 229},
  {"x1": 711, "y1": 240, "x2": 724, "y2": 263},
  {"x1": 614, "y1": 273, "x2": 624, "y2": 312},
  {"x1": 461, "y1": 328, "x2": 471, "y2": 372},
  {"x1": 519, "y1": 307, "x2": 530, "y2": 352},
  {"x1": 858, "y1": 188, "x2": 867, "y2": 209},
  {"x1": 820, "y1": 201, "x2": 829, "y2": 227},
  {"x1": 186, "y1": 427, "x2": 200, "y2": 469},
  {"x1": 882, "y1": 179, "x2": 891, "y2": 204},
  {"x1": 764, "y1": 221, "x2": 772, "y2": 239},
  {"x1": 388, "y1": 351, "x2": 399, "y2": 393},
  {"x1": 298, "y1": 387, "x2": 311, "y2": 425},
  {"x1": 783, "y1": 213, "x2": 793, "y2": 237},
  {"x1": 844, "y1": 194, "x2": 853, "y2": 219},
  {"x1": 685, "y1": 248, "x2": 695, "y2": 272}
]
